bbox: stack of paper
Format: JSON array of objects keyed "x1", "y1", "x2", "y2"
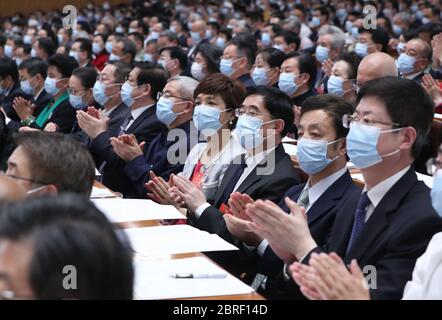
[
  {"x1": 90, "y1": 186, "x2": 117, "y2": 199},
  {"x1": 134, "y1": 257, "x2": 254, "y2": 299},
  {"x1": 125, "y1": 224, "x2": 238, "y2": 256},
  {"x1": 91, "y1": 199, "x2": 186, "y2": 223}
]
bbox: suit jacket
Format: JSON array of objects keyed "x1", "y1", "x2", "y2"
[
  {"x1": 258, "y1": 170, "x2": 361, "y2": 299},
  {"x1": 302, "y1": 167, "x2": 442, "y2": 300},
  {"x1": 123, "y1": 120, "x2": 198, "y2": 198},
  {"x1": 29, "y1": 97, "x2": 77, "y2": 133},
  {"x1": 189, "y1": 144, "x2": 302, "y2": 275},
  {"x1": 237, "y1": 73, "x2": 256, "y2": 89},
  {"x1": 1, "y1": 83, "x2": 31, "y2": 127},
  {"x1": 90, "y1": 104, "x2": 166, "y2": 197}
]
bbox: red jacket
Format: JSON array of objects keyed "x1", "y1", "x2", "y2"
[{"x1": 92, "y1": 52, "x2": 109, "y2": 71}]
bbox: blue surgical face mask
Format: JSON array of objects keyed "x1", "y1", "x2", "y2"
[
  {"x1": 392, "y1": 24, "x2": 402, "y2": 36},
  {"x1": 193, "y1": 105, "x2": 228, "y2": 136},
  {"x1": 421, "y1": 17, "x2": 431, "y2": 25},
  {"x1": 105, "y1": 41, "x2": 113, "y2": 53},
  {"x1": 396, "y1": 42, "x2": 406, "y2": 55},
  {"x1": 21, "y1": 79, "x2": 34, "y2": 95},
  {"x1": 233, "y1": 115, "x2": 275, "y2": 150},
  {"x1": 69, "y1": 93, "x2": 87, "y2": 110},
  {"x1": 93, "y1": 81, "x2": 111, "y2": 106},
  {"x1": 190, "y1": 31, "x2": 202, "y2": 44},
  {"x1": 109, "y1": 53, "x2": 121, "y2": 61},
  {"x1": 351, "y1": 27, "x2": 359, "y2": 39},
  {"x1": 216, "y1": 37, "x2": 226, "y2": 49},
  {"x1": 4, "y1": 45, "x2": 13, "y2": 58},
  {"x1": 354, "y1": 42, "x2": 369, "y2": 58},
  {"x1": 14, "y1": 58, "x2": 23, "y2": 66},
  {"x1": 431, "y1": 172, "x2": 442, "y2": 217},
  {"x1": 144, "y1": 53, "x2": 154, "y2": 62},
  {"x1": 327, "y1": 75, "x2": 350, "y2": 96},
  {"x1": 315, "y1": 45, "x2": 329, "y2": 63},
  {"x1": 205, "y1": 30, "x2": 214, "y2": 40},
  {"x1": 345, "y1": 20, "x2": 353, "y2": 34},
  {"x1": 273, "y1": 44, "x2": 286, "y2": 52},
  {"x1": 297, "y1": 137, "x2": 341, "y2": 174},
  {"x1": 416, "y1": 11, "x2": 424, "y2": 21},
  {"x1": 121, "y1": 82, "x2": 136, "y2": 107},
  {"x1": 310, "y1": 16, "x2": 321, "y2": 28},
  {"x1": 92, "y1": 42, "x2": 103, "y2": 55},
  {"x1": 261, "y1": 32, "x2": 272, "y2": 47},
  {"x1": 156, "y1": 96, "x2": 185, "y2": 126},
  {"x1": 44, "y1": 77, "x2": 61, "y2": 96},
  {"x1": 69, "y1": 50, "x2": 80, "y2": 62},
  {"x1": 347, "y1": 122, "x2": 401, "y2": 169},
  {"x1": 336, "y1": 8, "x2": 347, "y2": 19},
  {"x1": 396, "y1": 53, "x2": 416, "y2": 75},
  {"x1": 278, "y1": 72, "x2": 300, "y2": 96},
  {"x1": 252, "y1": 67, "x2": 269, "y2": 86},
  {"x1": 220, "y1": 58, "x2": 234, "y2": 77}
]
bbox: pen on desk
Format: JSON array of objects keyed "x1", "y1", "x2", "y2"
[{"x1": 170, "y1": 273, "x2": 228, "y2": 279}]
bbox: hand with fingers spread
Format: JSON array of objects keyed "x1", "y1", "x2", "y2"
[
  {"x1": 77, "y1": 109, "x2": 109, "y2": 139},
  {"x1": 228, "y1": 192, "x2": 254, "y2": 221},
  {"x1": 245, "y1": 197, "x2": 316, "y2": 263},
  {"x1": 224, "y1": 213, "x2": 263, "y2": 247},
  {"x1": 291, "y1": 252, "x2": 370, "y2": 300},
  {"x1": 168, "y1": 175, "x2": 207, "y2": 213},
  {"x1": 431, "y1": 33, "x2": 442, "y2": 70},
  {"x1": 13, "y1": 97, "x2": 35, "y2": 120},
  {"x1": 293, "y1": 105, "x2": 302, "y2": 128},
  {"x1": 110, "y1": 134, "x2": 145, "y2": 162},
  {"x1": 322, "y1": 59, "x2": 334, "y2": 77},
  {"x1": 422, "y1": 74, "x2": 442, "y2": 106},
  {"x1": 145, "y1": 171, "x2": 180, "y2": 207},
  {"x1": 86, "y1": 106, "x2": 100, "y2": 119},
  {"x1": 290, "y1": 262, "x2": 323, "y2": 300}
]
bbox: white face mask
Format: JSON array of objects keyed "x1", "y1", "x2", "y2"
[{"x1": 190, "y1": 62, "x2": 206, "y2": 81}]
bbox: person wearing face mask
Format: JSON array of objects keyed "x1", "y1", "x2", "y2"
[
  {"x1": 0, "y1": 57, "x2": 31, "y2": 124},
  {"x1": 68, "y1": 67, "x2": 98, "y2": 136},
  {"x1": 24, "y1": 54, "x2": 78, "y2": 133},
  {"x1": 128, "y1": 32, "x2": 146, "y2": 63},
  {"x1": 110, "y1": 38, "x2": 136, "y2": 66},
  {"x1": 220, "y1": 39, "x2": 256, "y2": 88},
  {"x1": 190, "y1": 44, "x2": 222, "y2": 81},
  {"x1": 187, "y1": 20, "x2": 209, "y2": 59},
  {"x1": 402, "y1": 144, "x2": 442, "y2": 299},
  {"x1": 11, "y1": 59, "x2": 52, "y2": 129},
  {"x1": 354, "y1": 27, "x2": 389, "y2": 58},
  {"x1": 396, "y1": 38, "x2": 432, "y2": 84},
  {"x1": 169, "y1": 86, "x2": 302, "y2": 277},
  {"x1": 255, "y1": 77, "x2": 442, "y2": 301},
  {"x1": 158, "y1": 46, "x2": 188, "y2": 78},
  {"x1": 326, "y1": 52, "x2": 361, "y2": 104},
  {"x1": 148, "y1": 73, "x2": 247, "y2": 206},
  {"x1": 309, "y1": 5, "x2": 330, "y2": 42},
  {"x1": 233, "y1": 95, "x2": 361, "y2": 300},
  {"x1": 251, "y1": 48, "x2": 284, "y2": 87},
  {"x1": 278, "y1": 52, "x2": 317, "y2": 107},
  {"x1": 272, "y1": 30, "x2": 300, "y2": 54},
  {"x1": 79, "y1": 63, "x2": 167, "y2": 197},
  {"x1": 213, "y1": 27, "x2": 232, "y2": 51},
  {"x1": 110, "y1": 76, "x2": 199, "y2": 198},
  {"x1": 91, "y1": 33, "x2": 109, "y2": 71},
  {"x1": 69, "y1": 38, "x2": 93, "y2": 68}
]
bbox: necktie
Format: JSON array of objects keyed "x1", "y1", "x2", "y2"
[
  {"x1": 297, "y1": 188, "x2": 310, "y2": 210},
  {"x1": 218, "y1": 160, "x2": 248, "y2": 206},
  {"x1": 346, "y1": 192, "x2": 371, "y2": 254},
  {"x1": 118, "y1": 114, "x2": 133, "y2": 136}
]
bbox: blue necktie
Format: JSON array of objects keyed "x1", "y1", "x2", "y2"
[{"x1": 346, "y1": 192, "x2": 371, "y2": 254}]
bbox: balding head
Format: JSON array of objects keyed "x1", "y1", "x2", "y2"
[
  {"x1": 357, "y1": 52, "x2": 398, "y2": 87},
  {"x1": 0, "y1": 176, "x2": 26, "y2": 204}
]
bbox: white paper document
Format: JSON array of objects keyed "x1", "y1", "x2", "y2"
[
  {"x1": 90, "y1": 186, "x2": 117, "y2": 199},
  {"x1": 134, "y1": 257, "x2": 254, "y2": 299},
  {"x1": 283, "y1": 143, "x2": 297, "y2": 156},
  {"x1": 91, "y1": 199, "x2": 186, "y2": 223},
  {"x1": 125, "y1": 224, "x2": 238, "y2": 256}
]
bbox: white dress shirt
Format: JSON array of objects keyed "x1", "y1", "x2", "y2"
[{"x1": 126, "y1": 104, "x2": 153, "y2": 129}]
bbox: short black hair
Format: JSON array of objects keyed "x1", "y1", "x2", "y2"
[
  {"x1": 107, "y1": 60, "x2": 132, "y2": 84},
  {"x1": 115, "y1": 37, "x2": 137, "y2": 64},
  {"x1": 301, "y1": 95, "x2": 354, "y2": 140},
  {"x1": 14, "y1": 132, "x2": 95, "y2": 196},
  {"x1": 129, "y1": 31, "x2": 144, "y2": 46},
  {"x1": 36, "y1": 38, "x2": 55, "y2": 57},
  {"x1": 194, "y1": 43, "x2": 222, "y2": 74},
  {"x1": 275, "y1": 30, "x2": 301, "y2": 52},
  {"x1": 247, "y1": 86, "x2": 294, "y2": 137},
  {"x1": 159, "y1": 46, "x2": 188, "y2": 71},
  {"x1": 0, "y1": 57, "x2": 19, "y2": 82},
  {"x1": 357, "y1": 77, "x2": 434, "y2": 159},
  {"x1": 47, "y1": 54, "x2": 79, "y2": 78},
  {"x1": 283, "y1": 52, "x2": 317, "y2": 90},
  {"x1": 0, "y1": 194, "x2": 133, "y2": 299},
  {"x1": 73, "y1": 38, "x2": 93, "y2": 59},
  {"x1": 72, "y1": 67, "x2": 98, "y2": 90},
  {"x1": 18, "y1": 58, "x2": 48, "y2": 79},
  {"x1": 358, "y1": 27, "x2": 390, "y2": 53},
  {"x1": 314, "y1": 5, "x2": 330, "y2": 20},
  {"x1": 135, "y1": 62, "x2": 169, "y2": 101},
  {"x1": 260, "y1": 47, "x2": 285, "y2": 68},
  {"x1": 338, "y1": 51, "x2": 362, "y2": 80},
  {"x1": 230, "y1": 36, "x2": 257, "y2": 68}
]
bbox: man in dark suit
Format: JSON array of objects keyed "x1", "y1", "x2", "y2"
[
  {"x1": 397, "y1": 38, "x2": 432, "y2": 85},
  {"x1": 111, "y1": 76, "x2": 200, "y2": 198},
  {"x1": 170, "y1": 86, "x2": 302, "y2": 275},
  {"x1": 9, "y1": 58, "x2": 56, "y2": 129},
  {"x1": 220, "y1": 39, "x2": 256, "y2": 88},
  {"x1": 78, "y1": 63, "x2": 169, "y2": 197},
  {"x1": 248, "y1": 77, "x2": 442, "y2": 300}
]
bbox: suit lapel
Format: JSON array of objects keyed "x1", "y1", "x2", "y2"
[
  {"x1": 345, "y1": 167, "x2": 418, "y2": 262},
  {"x1": 213, "y1": 155, "x2": 245, "y2": 207},
  {"x1": 127, "y1": 105, "x2": 155, "y2": 133}
]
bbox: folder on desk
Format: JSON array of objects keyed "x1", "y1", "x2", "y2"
[{"x1": 134, "y1": 257, "x2": 254, "y2": 299}]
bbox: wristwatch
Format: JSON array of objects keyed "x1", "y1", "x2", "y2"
[{"x1": 21, "y1": 115, "x2": 35, "y2": 126}]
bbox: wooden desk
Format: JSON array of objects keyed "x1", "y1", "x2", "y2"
[{"x1": 93, "y1": 181, "x2": 264, "y2": 301}]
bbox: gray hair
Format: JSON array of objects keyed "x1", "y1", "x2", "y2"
[
  {"x1": 168, "y1": 76, "x2": 199, "y2": 101},
  {"x1": 318, "y1": 25, "x2": 345, "y2": 51},
  {"x1": 284, "y1": 16, "x2": 301, "y2": 33}
]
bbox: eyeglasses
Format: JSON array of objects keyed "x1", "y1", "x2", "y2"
[
  {"x1": 0, "y1": 171, "x2": 47, "y2": 186},
  {"x1": 235, "y1": 107, "x2": 270, "y2": 118},
  {"x1": 157, "y1": 91, "x2": 187, "y2": 101},
  {"x1": 342, "y1": 114, "x2": 401, "y2": 129},
  {"x1": 67, "y1": 88, "x2": 86, "y2": 96},
  {"x1": 426, "y1": 158, "x2": 442, "y2": 176}
]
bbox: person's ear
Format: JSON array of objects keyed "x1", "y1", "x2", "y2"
[
  {"x1": 287, "y1": 43, "x2": 296, "y2": 53},
  {"x1": 183, "y1": 101, "x2": 194, "y2": 113},
  {"x1": 142, "y1": 83, "x2": 151, "y2": 97},
  {"x1": 337, "y1": 138, "x2": 347, "y2": 157},
  {"x1": 273, "y1": 118, "x2": 285, "y2": 136},
  {"x1": 399, "y1": 126, "x2": 416, "y2": 151},
  {"x1": 85, "y1": 88, "x2": 94, "y2": 104},
  {"x1": 416, "y1": 58, "x2": 428, "y2": 71}
]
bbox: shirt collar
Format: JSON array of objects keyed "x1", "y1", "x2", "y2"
[
  {"x1": 306, "y1": 167, "x2": 348, "y2": 207},
  {"x1": 34, "y1": 87, "x2": 44, "y2": 100},
  {"x1": 245, "y1": 146, "x2": 277, "y2": 167},
  {"x1": 130, "y1": 103, "x2": 154, "y2": 122},
  {"x1": 364, "y1": 165, "x2": 411, "y2": 208}
]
